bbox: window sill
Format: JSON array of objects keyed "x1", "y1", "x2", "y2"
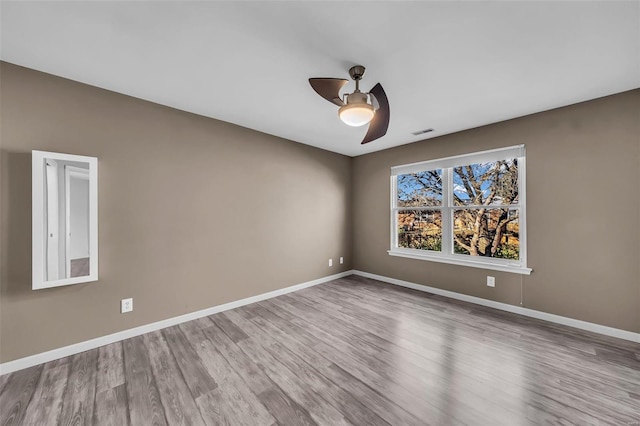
[{"x1": 388, "y1": 249, "x2": 533, "y2": 275}]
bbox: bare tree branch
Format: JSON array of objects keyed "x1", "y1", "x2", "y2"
[{"x1": 453, "y1": 235, "x2": 473, "y2": 253}]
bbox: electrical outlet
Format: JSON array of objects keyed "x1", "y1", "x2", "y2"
[
  {"x1": 487, "y1": 276, "x2": 495, "y2": 287},
  {"x1": 121, "y1": 298, "x2": 133, "y2": 313},
  {"x1": 328, "y1": 258, "x2": 333, "y2": 267},
  {"x1": 339, "y1": 256, "x2": 344, "y2": 264}
]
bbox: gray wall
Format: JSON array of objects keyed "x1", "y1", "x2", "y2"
[
  {"x1": 352, "y1": 89, "x2": 640, "y2": 333},
  {"x1": 0, "y1": 62, "x2": 352, "y2": 362}
]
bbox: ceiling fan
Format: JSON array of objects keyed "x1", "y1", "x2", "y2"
[{"x1": 309, "y1": 65, "x2": 389, "y2": 145}]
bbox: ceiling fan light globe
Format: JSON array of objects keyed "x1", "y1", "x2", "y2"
[{"x1": 338, "y1": 103, "x2": 375, "y2": 127}]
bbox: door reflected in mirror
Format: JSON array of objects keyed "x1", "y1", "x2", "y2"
[{"x1": 33, "y1": 151, "x2": 98, "y2": 289}]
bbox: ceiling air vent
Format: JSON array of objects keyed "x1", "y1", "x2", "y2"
[{"x1": 411, "y1": 128, "x2": 434, "y2": 136}]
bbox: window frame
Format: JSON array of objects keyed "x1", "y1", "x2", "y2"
[{"x1": 389, "y1": 145, "x2": 532, "y2": 275}]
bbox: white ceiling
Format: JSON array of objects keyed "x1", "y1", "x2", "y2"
[{"x1": 2, "y1": 1, "x2": 639, "y2": 157}]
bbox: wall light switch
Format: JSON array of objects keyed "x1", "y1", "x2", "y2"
[
  {"x1": 340, "y1": 257, "x2": 344, "y2": 264},
  {"x1": 328, "y1": 258, "x2": 333, "y2": 267}
]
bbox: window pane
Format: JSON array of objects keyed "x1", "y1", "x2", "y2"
[
  {"x1": 453, "y1": 160, "x2": 518, "y2": 206},
  {"x1": 398, "y1": 210, "x2": 442, "y2": 251},
  {"x1": 397, "y1": 170, "x2": 442, "y2": 207},
  {"x1": 453, "y1": 209, "x2": 519, "y2": 260}
]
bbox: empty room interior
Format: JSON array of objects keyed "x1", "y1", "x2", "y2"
[{"x1": 1, "y1": 1, "x2": 639, "y2": 425}]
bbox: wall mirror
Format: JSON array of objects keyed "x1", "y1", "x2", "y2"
[{"x1": 32, "y1": 150, "x2": 98, "y2": 290}]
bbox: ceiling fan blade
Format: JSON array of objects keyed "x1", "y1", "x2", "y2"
[
  {"x1": 309, "y1": 78, "x2": 348, "y2": 106},
  {"x1": 362, "y1": 83, "x2": 389, "y2": 144}
]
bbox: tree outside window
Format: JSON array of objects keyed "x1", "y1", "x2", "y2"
[{"x1": 390, "y1": 146, "x2": 530, "y2": 274}]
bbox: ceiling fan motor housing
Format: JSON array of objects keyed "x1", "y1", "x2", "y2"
[{"x1": 345, "y1": 91, "x2": 369, "y2": 106}]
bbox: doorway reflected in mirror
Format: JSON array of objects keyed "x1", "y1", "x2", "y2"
[{"x1": 32, "y1": 151, "x2": 98, "y2": 289}]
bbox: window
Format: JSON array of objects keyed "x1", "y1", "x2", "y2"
[{"x1": 390, "y1": 145, "x2": 531, "y2": 275}]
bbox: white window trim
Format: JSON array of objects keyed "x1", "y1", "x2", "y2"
[{"x1": 389, "y1": 145, "x2": 532, "y2": 275}]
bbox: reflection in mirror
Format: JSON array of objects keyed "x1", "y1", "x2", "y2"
[{"x1": 33, "y1": 151, "x2": 98, "y2": 289}]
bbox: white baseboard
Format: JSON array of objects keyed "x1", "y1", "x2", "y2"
[
  {"x1": 0, "y1": 270, "x2": 354, "y2": 376},
  {"x1": 353, "y1": 270, "x2": 640, "y2": 343}
]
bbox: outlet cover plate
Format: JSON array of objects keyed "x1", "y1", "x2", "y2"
[
  {"x1": 487, "y1": 276, "x2": 495, "y2": 287},
  {"x1": 121, "y1": 298, "x2": 133, "y2": 313}
]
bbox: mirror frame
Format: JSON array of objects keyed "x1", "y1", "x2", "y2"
[{"x1": 32, "y1": 150, "x2": 98, "y2": 290}]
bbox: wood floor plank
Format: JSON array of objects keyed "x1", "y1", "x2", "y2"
[
  {"x1": 230, "y1": 306, "x2": 330, "y2": 367},
  {"x1": 0, "y1": 374, "x2": 10, "y2": 396},
  {"x1": 248, "y1": 305, "x2": 440, "y2": 425},
  {"x1": 524, "y1": 390, "x2": 604, "y2": 426},
  {"x1": 143, "y1": 330, "x2": 206, "y2": 426},
  {"x1": 328, "y1": 286, "x2": 640, "y2": 420},
  {"x1": 94, "y1": 384, "x2": 130, "y2": 426},
  {"x1": 323, "y1": 363, "x2": 427, "y2": 426},
  {"x1": 0, "y1": 365, "x2": 43, "y2": 426},
  {"x1": 235, "y1": 334, "x2": 352, "y2": 426},
  {"x1": 294, "y1": 282, "x2": 640, "y2": 420},
  {"x1": 209, "y1": 313, "x2": 383, "y2": 425},
  {"x1": 122, "y1": 336, "x2": 168, "y2": 426},
  {"x1": 228, "y1": 303, "x2": 426, "y2": 426},
  {"x1": 211, "y1": 312, "x2": 250, "y2": 343},
  {"x1": 336, "y1": 278, "x2": 639, "y2": 376},
  {"x1": 3, "y1": 275, "x2": 639, "y2": 426},
  {"x1": 178, "y1": 318, "x2": 209, "y2": 344},
  {"x1": 266, "y1": 296, "x2": 533, "y2": 422},
  {"x1": 195, "y1": 388, "x2": 237, "y2": 426},
  {"x1": 59, "y1": 349, "x2": 98, "y2": 426},
  {"x1": 96, "y1": 342, "x2": 125, "y2": 394},
  {"x1": 256, "y1": 301, "x2": 432, "y2": 426},
  {"x1": 263, "y1": 340, "x2": 390, "y2": 426},
  {"x1": 21, "y1": 359, "x2": 69, "y2": 425},
  {"x1": 316, "y1": 284, "x2": 640, "y2": 423},
  {"x1": 257, "y1": 386, "x2": 318, "y2": 426},
  {"x1": 162, "y1": 325, "x2": 218, "y2": 399},
  {"x1": 223, "y1": 306, "x2": 344, "y2": 373},
  {"x1": 205, "y1": 316, "x2": 276, "y2": 395},
  {"x1": 181, "y1": 320, "x2": 276, "y2": 425},
  {"x1": 248, "y1": 301, "x2": 486, "y2": 425},
  {"x1": 268, "y1": 296, "x2": 561, "y2": 426}
]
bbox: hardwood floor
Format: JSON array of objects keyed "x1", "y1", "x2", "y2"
[{"x1": 1, "y1": 275, "x2": 639, "y2": 425}]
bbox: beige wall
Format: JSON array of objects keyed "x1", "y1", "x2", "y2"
[
  {"x1": 0, "y1": 62, "x2": 352, "y2": 362},
  {"x1": 353, "y1": 89, "x2": 640, "y2": 333},
  {"x1": 1, "y1": 62, "x2": 638, "y2": 364}
]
